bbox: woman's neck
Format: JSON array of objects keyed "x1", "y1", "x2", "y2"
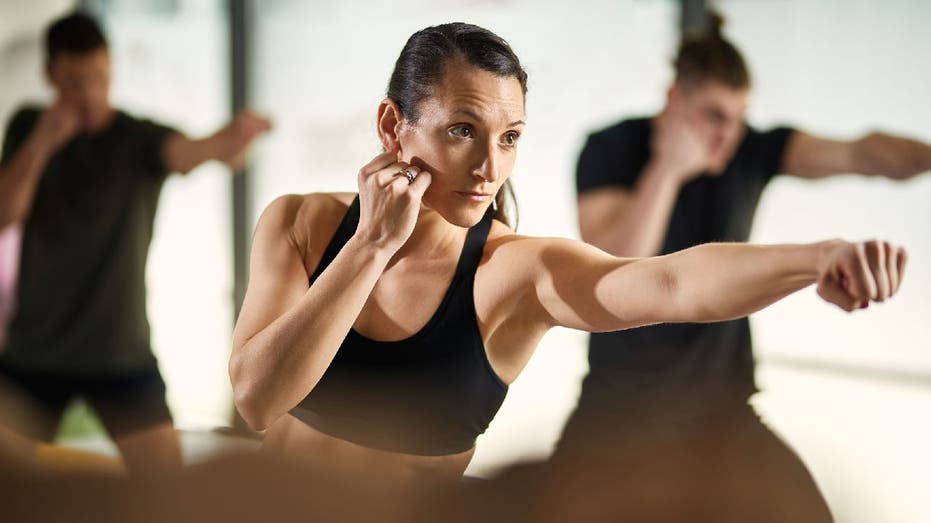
[{"x1": 392, "y1": 206, "x2": 468, "y2": 264}]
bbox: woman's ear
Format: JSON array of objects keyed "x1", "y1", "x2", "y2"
[{"x1": 377, "y1": 98, "x2": 404, "y2": 154}]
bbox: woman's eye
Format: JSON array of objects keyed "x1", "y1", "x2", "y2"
[
  {"x1": 450, "y1": 126, "x2": 472, "y2": 138},
  {"x1": 503, "y1": 131, "x2": 520, "y2": 146}
]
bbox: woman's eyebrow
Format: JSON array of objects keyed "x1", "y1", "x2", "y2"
[{"x1": 451, "y1": 108, "x2": 526, "y2": 127}]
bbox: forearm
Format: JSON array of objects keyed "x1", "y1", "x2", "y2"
[
  {"x1": 583, "y1": 162, "x2": 683, "y2": 257},
  {"x1": 162, "y1": 132, "x2": 230, "y2": 174},
  {"x1": 657, "y1": 241, "x2": 836, "y2": 323},
  {"x1": 231, "y1": 237, "x2": 392, "y2": 429},
  {"x1": 853, "y1": 132, "x2": 931, "y2": 180},
  {"x1": 0, "y1": 136, "x2": 53, "y2": 228}
]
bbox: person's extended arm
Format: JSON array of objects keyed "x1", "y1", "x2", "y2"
[
  {"x1": 161, "y1": 109, "x2": 271, "y2": 175},
  {"x1": 782, "y1": 130, "x2": 931, "y2": 180},
  {"x1": 229, "y1": 152, "x2": 431, "y2": 430},
  {"x1": 525, "y1": 237, "x2": 905, "y2": 333}
]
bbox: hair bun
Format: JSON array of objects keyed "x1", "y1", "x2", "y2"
[{"x1": 707, "y1": 11, "x2": 725, "y2": 39}]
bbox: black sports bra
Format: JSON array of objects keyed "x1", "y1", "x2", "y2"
[{"x1": 290, "y1": 196, "x2": 507, "y2": 456}]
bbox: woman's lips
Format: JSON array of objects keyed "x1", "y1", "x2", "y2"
[{"x1": 456, "y1": 191, "x2": 491, "y2": 202}]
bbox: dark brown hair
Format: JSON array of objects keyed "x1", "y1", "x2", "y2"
[
  {"x1": 46, "y1": 11, "x2": 107, "y2": 64},
  {"x1": 674, "y1": 13, "x2": 750, "y2": 90}
]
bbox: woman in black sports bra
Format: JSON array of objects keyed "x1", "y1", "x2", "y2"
[{"x1": 229, "y1": 23, "x2": 906, "y2": 480}]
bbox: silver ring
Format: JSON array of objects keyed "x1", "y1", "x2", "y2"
[{"x1": 400, "y1": 167, "x2": 416, "y2": 184}]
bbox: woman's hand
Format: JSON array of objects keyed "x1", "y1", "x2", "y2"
[
  {"x1": 354, "y1": 150, "x2": 432, "y2": 254},
  {"x1": 816, "y1": 239, "x2": 907, "y2": 312}
]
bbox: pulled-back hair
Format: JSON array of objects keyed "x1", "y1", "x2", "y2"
[{"x1": 674, "y1": 12, "x2": 750, "y2": 90}]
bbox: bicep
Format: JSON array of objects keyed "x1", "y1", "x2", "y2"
[
  {"x1": 529, "y1": 238, "x2": 675, "y2": 333},
  {"x1": 782, "y1": 131, "x2": 856, "y2": 179},
  {"x1": 232, "y1": 196, "x2": 311, "y2": 353}
]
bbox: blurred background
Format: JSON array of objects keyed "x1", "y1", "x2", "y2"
[{"x1": 1, "y1": 0, "x2": 928, "y2": 521}]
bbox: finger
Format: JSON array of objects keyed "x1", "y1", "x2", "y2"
[
  {"x1": 359, "y1": 152, "x2": 402, "y2": 179},
  {"x1": 884, "y1": 242, "x2": 899, "y2": 298},
  {"x1": 387, "y1": 164, "x2": 420, "y2": 189},
  {"x1": 847, "y1": 243, "x2": 878, "y2": 301},
  {"x1": 375, "y1": 162, "x2": 411, "y2": 187},
  {"x1": 817, "y1": 278, "x2": 859, "y2": 313},
  {"x1": 895, "y1": 246, "x2": 908, "y2": 294},
  {"x1": 864, "y1": 240, "x2": 890, "y2": 301},
  {"x1": 407, "y1": 169, "x2": 432, "y2": 198}
]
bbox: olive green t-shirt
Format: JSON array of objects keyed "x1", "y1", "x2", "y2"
[{"x1": 0, "y1": 106, "x2": 177, "y2": 375}]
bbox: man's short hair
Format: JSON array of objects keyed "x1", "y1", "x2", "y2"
[{"x1": 46, "y1": 11, "x2": 108, "y2": 63}]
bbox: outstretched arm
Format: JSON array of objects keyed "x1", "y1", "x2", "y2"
[
  {"x1": 162, "y1": 109, "x2": 272, "y2": 174},
  {"x1": 782, "y1": 130, "x2": 931, "y2": 180},
  {"x1": 523, "y1": 237, "x2": 905, "y2": 333}
]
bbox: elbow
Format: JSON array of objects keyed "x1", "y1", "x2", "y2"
[
  {"x1": 229, "y1": 355, "x2": 276, "y2": 431},
  {"x1": 0, "y1": 213, "x2": 14, "y2": 231},
  {"x1": 233, "y1": 386, "x2": 274, "y2": 432},
  {"x1": 0, "y1": 207, "x2": 24, "y2": 230}
]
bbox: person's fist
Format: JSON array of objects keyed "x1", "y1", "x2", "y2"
[
  {"x1": 651, "y1": 108, "x2": 712, "y2": 183},
  {"x1": 221, "y1": 109, "x2": 272, "y2": 169},
  {"x1": 354, "y1": 150, "x2": 433, "y2": 254},
  {"x1": 33, "y1": 100, "x2": 81, "y2": 152},
  {"x1": 817, "y1": 239, "x2": 906, "y2": 312}
]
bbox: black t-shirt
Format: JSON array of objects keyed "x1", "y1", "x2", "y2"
[
  {"x1": 0, "y1": 106, "x2": 177, "y2": 375},
  {"x1": 575, "y1": 117, "x2": 794, "y2": 410}
]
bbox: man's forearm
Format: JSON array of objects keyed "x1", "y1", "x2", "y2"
[
  {"x1": 584, "y1": 161, "x2": 684, "y2": 258},
  {"x1": 0, "y1": 136, "x2": 53, "y2": 228}
]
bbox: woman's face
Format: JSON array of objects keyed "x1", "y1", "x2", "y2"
[{"x1": 397, "y1": 60, "x2": 526, "y2": 228}]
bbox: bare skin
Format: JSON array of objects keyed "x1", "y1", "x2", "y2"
[{"x1": 230, "y1": 60, "x2": 907, "y2": 480}]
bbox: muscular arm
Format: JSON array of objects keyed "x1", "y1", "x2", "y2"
[
  {"x1": 162, "y1": 109, "x2": 271, "y2": 175},
  {"x1": 577, "y1": 160, "x2": 683, "y2": 257},
  {"x1": 782, "y1": 130, "x2": 931, "y2": 180},
  {"x1": 520, "y1": 237, "x2": 904, "y2": 334},
  {"x1": 229, "y1": 195, "x2": 394, "y2": 430}
]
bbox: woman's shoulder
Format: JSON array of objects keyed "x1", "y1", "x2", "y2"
[
  {"x1": 260, "y1": 192, "x2": 355, "y2": 227},
  {"x1": 483, "y1": 221, "x2": 618, "y2": 281},
  {"x1": 256, "y1": 192, "x2": 357, "y2": 255},
  {"x1": 485, "y1": 220, "x2": 584, "y2": 252}
]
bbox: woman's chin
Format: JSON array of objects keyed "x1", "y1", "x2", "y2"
[{"x1": 430, "y1": 204, "x2": 488, "y2": 229}]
